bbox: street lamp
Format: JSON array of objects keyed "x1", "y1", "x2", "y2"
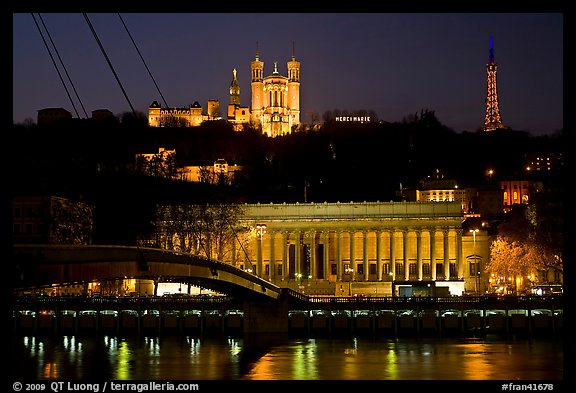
[
  {"x1": 345, "y1": 266, "x2": 353, "y2": 296},
  {"x1": 295, "y1": 272, "x2": 303, "y2": 293},
  {"x1": 470, "y1": 229, "x2": 480, "y2": 295}
]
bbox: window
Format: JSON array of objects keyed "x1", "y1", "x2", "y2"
[
  {"x1": 423, "y1": 263, "x2": 430, "y2": 275},
  {"x1": 382, "y1": 263, "x2": 390, "y2": 275}
]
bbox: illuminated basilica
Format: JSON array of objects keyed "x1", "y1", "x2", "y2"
[
  {"x1": 147, "y1": 46, "x2": 300, "y2": 136},
  {"x1": 250, "y1": 47, "x2": 301, "y2": 137}
]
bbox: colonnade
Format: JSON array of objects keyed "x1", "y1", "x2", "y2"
[{"x1": 238, "y1": 226, "x2": 464, "y2": 285}]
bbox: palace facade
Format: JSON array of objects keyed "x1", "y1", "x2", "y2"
[{"x1": 233, "y1": 201, "x2": 489, "y2": 296}]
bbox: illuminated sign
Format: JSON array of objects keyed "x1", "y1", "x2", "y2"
[{"x1": 335, "y1": 116, "x2": 371, "y2": 123}]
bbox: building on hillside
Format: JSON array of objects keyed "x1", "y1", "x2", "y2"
[
  {"x1": 179, "y1": 158, "x2": 244, "y2": 185},
  {"x1": 37, "y1": 107, "x2": 72, "y2": 126},
  {"x1": 147, "y1": 100, "x2": 221, "y2": 127},
  {"x1": 499, "y1": 180, "x2": 543, "y2": 209},
  {"x1": 135, "y1": 148, "x2": 177, "y2": 178},
  {"x1": 250, "y1": 45, "x2": 301, "y2": 137},
  {"x1": 12, "y1": 195, "x2": 94, "y2": 245},
  {"x1": 523, "y1": 151, "x2": 564, "y2": 173}
]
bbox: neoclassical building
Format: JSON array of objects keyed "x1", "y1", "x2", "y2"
[
  {"x1": 233, "y1": 201, "x2": 489, "y2": 296},
  {"x1": 250, "y1": 47, "x2": 301, "y2": 137}
]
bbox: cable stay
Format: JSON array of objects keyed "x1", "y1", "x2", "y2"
[
  {"x1": 37, "y1": 13, "x2": 89, "y2": 119},
  {"x1": 118, "y1": 13, "x2": 169, "y2": 108},
  {"x1": 83, "y1": 13, "x2": 136, "y2": 116},
  {"x1": 31, "y1": 13, "x2": 82, "y2": 119}
]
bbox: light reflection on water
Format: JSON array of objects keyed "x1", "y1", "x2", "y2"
[{"x1": 13, "y1": 335, "x2": 563, "y2": 380}]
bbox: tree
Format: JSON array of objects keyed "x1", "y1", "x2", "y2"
[
  {"x1": 49, "y1": 198, "x2": 94, "y2": 245},
  {"x1": 154, "y1": 203, "x2": 248, "y2": 262},
  {"x1": 486, "y1": 202, "x2": 563, "y2": 293}
]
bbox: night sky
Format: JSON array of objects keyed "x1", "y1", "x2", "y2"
[{"x1": 11, "y1": 11, "x2": 563, "y2": 136}]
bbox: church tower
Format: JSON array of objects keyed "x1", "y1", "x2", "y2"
[
  {"x1": 228, "y1": 68, "x2": 250, "y2": 130},
  {"x1": 228, "y1": 68, "x2": 240, "y2": 118},
  {"x1": 482, "y1": 36, "x2": 506, "y2": 132},
  {"x1": 286, "y1": 42, "x2": 301, "y2": 129},
  {"x1": 250, "y1": 43, "x2": 265, "y2": 126}
]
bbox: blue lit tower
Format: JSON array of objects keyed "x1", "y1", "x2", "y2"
[{"x1": 482, "y1": 36, "x2": 506, "y2": 131}]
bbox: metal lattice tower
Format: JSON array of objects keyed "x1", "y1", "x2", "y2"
[{"x1": 482, "y1": 36, "x2": 506, "y2": 131}]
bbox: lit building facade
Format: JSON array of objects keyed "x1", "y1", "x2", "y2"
[
  {"x1": 232, "y1": 202, "x2": 489, "y2": 296},
  {"x1": 250, "y1": 46, "x2": 300, "y2": 137},
  {"x1": 148, "y1": 100, "x2": 221, "y2": 127},
  {"x1": 179, "y1": 158, "x2": 244, "y2": 185},
  {"x1": 499, "y1": 180, "x2": 543, "y2": 208},
  {"x1": 482, "y1": 36, "x2": 506, "y2": 132}
]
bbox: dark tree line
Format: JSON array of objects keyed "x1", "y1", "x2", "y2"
[{"x1": 11, "y1": 113, "x2": 565, "y2": 245}]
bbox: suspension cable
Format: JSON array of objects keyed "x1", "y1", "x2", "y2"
[
  {"x1": 31, "y1": 13, "x2": 80, "y2": 118},
  {"x1": 37, "y1": 13, "x2": 89, "y2": 119},
  {"x1": 83, "y1": 13, "x2": 136, "y2": 116},
  {"x1": 118, "y1": 13, "x2": 169, "y2": 108}
]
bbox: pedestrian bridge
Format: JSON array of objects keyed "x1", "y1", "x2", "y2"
[{"x1": 12, "y1": 244, "x2": 300, "y2": 301}]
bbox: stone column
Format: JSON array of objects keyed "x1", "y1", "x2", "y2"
[
  {"x1": 376, "y1": 229, "x2": 382, "y2": 281},
  {"x1": 430, "y1": 227, "x2": 436, "y2": 281},
  {"x1": 269, "y1": 230, "x2": 275, "y2": 281},
  {"x1": 403, "y1": 229, "x2": 409, "y2": 281},
  {"x1": 363, "y1": 229, "x2": 369, "y2": 281},
  {"x1": 295, "y1": 230, "x2": 301, "y2": 277},
  {"x1": 256, "y1": 233, "x2": 262, "y2": 277},
  {"x1": 282, "y1": 231, "x2": 288, "y2": 281},
  {"x1": 456, "y1": 228, "x2": 463, "y2": 279},
  {"x1": 443, "y1": 228, "x2": 450, "y2": 280},
  {"x1": 349, "y1": 230, "x2": 356, "y2": 280},
  {"x1": 310, "y1": 230, "x2": 316, "y2": 280},
  {"x1": 416, "y1": 229, "x2": 422, "y2": 281},
  {"x1": 336, "y1": 230, "x2": 342, "y2": 281},
  {"x1": 323, "y1": 231, "x2": 330, "y2": 280},
  {"x1": 389, "y1": 229, "x2": 396, "y2": 281}
]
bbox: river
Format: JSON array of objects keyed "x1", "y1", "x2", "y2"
[{"x1": 10, "y1": 334, "x2": 564, "y2": 382}]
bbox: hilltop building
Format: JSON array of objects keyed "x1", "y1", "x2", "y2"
[
  {"x1": 250, "y1": 45, "x2": 301, "y2": 137},
  {"x1": 147, "y1": 100, "x2": 221, "y2": 127}
]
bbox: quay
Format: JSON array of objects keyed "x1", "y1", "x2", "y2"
[{"x1": 12, "y1": 294, "x2": 563, "y2": 339}]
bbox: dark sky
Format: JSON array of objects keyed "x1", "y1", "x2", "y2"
[{"x1": 12, "y1": 12, "x2": 563, "y2": 135}]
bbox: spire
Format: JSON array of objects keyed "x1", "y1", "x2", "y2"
[
  {"x1": 273, "y1": 61, "x2": 278, "y2": 74},
  {"x1": 255, "y1": 41, "x2": 259, "y2": 61},
  {"x1": 292, "y1": 41, "x2": 295, "y2": 61},
  {"x1": 229, "y1": 68, "x2": 240, "y2": 105},
  {"x1": 488, "y1": 36, "x2": 495, "y2": 64}
]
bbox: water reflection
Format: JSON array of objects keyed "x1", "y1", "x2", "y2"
[{"x1": 13, "y1": 335, "x2": 562, "y2": 380}]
